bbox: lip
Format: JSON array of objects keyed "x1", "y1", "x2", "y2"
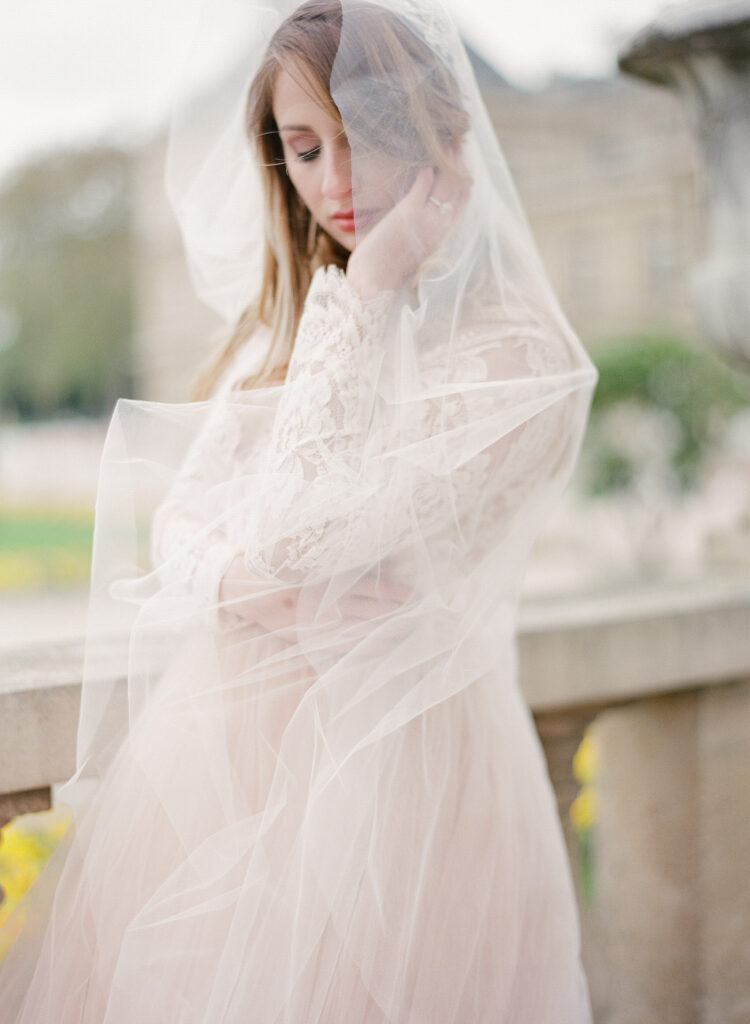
[
  {"x1": 331, "y1": 208, "x2": 378, "y2": 232},
  {"x1": 332, "y1": 209, "x2": 356, "y2": 232}
]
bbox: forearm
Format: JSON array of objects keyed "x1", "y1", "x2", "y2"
[
  {"x1": 218, "y1": 555, "x2": 300, "y2": 634},
  {"x1": 245, "y1": 266, "x2": 391, "y2": 580}
]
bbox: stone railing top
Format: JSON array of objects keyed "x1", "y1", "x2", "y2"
[
  {"x1": 519, "y1": 577, "x2": 750, "y2": 711},
  {"x1": 2, "y1": 578, "x2": 750, "y2": 796}
]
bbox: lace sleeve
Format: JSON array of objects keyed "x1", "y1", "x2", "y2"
[
  {"x1": 266, "y1": 264, "x2": 391, "y2": 480},
  {"x1": 414, "y1": 319, "x2": 594, "y2": 572},
  {"x1": 151, "y1": 264, "x2": 593, "y2": 599},
  {"x1": 247, "y1": 264, "x2": 392, "y2": 578},
  {"x1": 247, "y1": 266, "x2": 593, "y2": 581},
  {"x1": 148, "y1": 264, "x2": 388, "y2": 610}
]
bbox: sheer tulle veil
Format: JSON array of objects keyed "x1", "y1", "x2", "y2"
[{"x1": 0, "y1": 2, "x2": 597, "y2": 1021}]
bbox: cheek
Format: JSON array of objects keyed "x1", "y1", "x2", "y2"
[
  {"x1": 354, "y1": 159, "x2": 415, "y2": 204},
  {"x1": 284, "y1": 162, "x2": 318, "y2": 213}
]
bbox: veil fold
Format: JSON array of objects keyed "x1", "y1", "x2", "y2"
[{"x1": 0, "y1": 2, "x2": 596, "y2": 1021}]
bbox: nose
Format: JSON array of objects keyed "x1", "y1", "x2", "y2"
[{"x1": 321, "y1": 142, "x2": 352, "y2": 200}]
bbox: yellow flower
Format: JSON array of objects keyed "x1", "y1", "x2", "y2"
[
  {"x1": 570, "y1": 785, "x2": 597, "y2": 832},
  {"x1": 572, "y1": 731, "x2": 599, "y2": 785},
  {"x1": 0, "y1": 809, "x2": 72, "y2": 941}
]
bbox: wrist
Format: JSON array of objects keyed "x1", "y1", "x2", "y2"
[{"x1": 346, "y1": 263, "x2": 381, "y2": 302}]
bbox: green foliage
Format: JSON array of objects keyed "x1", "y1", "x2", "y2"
[
  {"x1": 0, "y1": 506, "x2": 93, "y2": 551},
  {"x1": 0, "y1": 148, "x2": 134, "y2": 419},
  {"x1": 0, "y1": 505, "x2": 93, "y2": 590},
  {"x1": 584, "y1": 332, "x2": 750, "y2": 495}
]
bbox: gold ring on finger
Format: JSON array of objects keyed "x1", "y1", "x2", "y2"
[{"x1": 429, "y1": 196, "x2": 453, "y2": 214}]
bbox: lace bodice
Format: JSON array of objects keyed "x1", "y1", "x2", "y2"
[{"x1": 151, "y1": 265, "x2": 584, "y2": 610}]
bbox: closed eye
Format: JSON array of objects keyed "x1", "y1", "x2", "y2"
[{"x1": 296, "y1": 146, "x2": 320, "y2": 163}]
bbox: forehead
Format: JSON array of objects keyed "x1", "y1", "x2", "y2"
[{"x1": 272, "y1": 65, "x2": 340, "y2": 133}]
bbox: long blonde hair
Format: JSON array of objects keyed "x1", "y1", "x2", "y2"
[{"x1": 193, "y1": 0, "x2": 469, "y2": 399}]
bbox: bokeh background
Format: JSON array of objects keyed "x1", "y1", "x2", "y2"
[{"x1": 2, "y1": 1, "x2": 749, "y2": 1019}]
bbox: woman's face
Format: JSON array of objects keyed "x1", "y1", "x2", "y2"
[{"x1": 272, "y1": 65, "x2": 414, "y2": 252}]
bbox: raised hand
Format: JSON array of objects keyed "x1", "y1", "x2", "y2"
[{"x1": 346, "y1": 164, "x2": 471, "y2": 300}]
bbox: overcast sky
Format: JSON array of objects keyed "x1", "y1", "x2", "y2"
[{"x1": 0, "y1": 0, "x2": 667, "y2": 184}]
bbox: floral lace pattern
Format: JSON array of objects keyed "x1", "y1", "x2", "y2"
[{"x1": 152, "y1": 264, "x2": 575, "y2": 600}]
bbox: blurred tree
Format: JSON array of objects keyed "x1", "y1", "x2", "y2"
[
  {"x1": 0, "y1": 147, "x2": 133, "y2": 419},
  {"x1": 584, "y1": 333, "x2": 750, "y2": 495}
]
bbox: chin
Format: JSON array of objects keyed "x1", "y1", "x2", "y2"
[
  {"x1": 319, "y1": 226, "x2": 356, "y2": 254},
  {"x1": 334, "y1": 231, "x2": 357, "y2": 253}
]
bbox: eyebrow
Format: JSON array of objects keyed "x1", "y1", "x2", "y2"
[{"x1": 278, "y1": 124, "x2": 315, "y2": 133}]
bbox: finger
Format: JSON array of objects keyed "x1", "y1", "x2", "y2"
[
  {"x1": 341, "y1": 595, "x2": 401, "y2": 620},
  {"x1": 429, "y1": 170, "x2": 469, "y2": 211},
  {"x1": 351, "y1": 576, "x2": 411, "y2": 601},
  {"x1": 404, "y1": 165, "x2": 435, "y2": 210},
  {"x1": 376, "y1": 581, "x2": 413, "y2": 602},
  {"x1": 425, "y1": 178, "x2": 471, "y2": 243},
  {"x1": 348, "y1": 575, "x2": 386, "y2": 599}
]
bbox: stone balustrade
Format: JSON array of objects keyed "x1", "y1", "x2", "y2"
[{"x1": 2, "y1": 579, "x2": 750, "y2": 1023}]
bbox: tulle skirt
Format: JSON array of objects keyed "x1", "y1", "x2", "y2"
[{"x1": 0, "y1": 622, "x2": 591, "y2": 1023}]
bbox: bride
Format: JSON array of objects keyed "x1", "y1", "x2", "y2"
[{"x1": 0, "y1": 1, "x2": 596, "y2": 1020}]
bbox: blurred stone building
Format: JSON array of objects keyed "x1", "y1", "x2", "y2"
[
  {"x1": 132, "y1": 47, "x2": 705, "y2": 401},
  {"x1": 476, "y1": 52, "x2": 704, "y2": 342}
]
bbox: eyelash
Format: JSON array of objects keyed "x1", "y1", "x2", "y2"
[{"x1": 295, "y1": 146, "x2": 320, "y2": 163}]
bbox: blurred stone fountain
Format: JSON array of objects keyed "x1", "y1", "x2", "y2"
[{"x1": 620, "y1": 0, "x2": 750, "y2": 370}]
